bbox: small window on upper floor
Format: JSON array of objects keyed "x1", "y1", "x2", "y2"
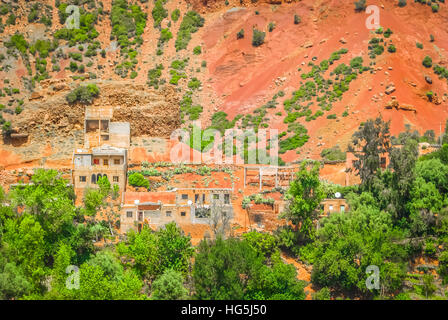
[
  {"x1": 180, "y1": 211, "x2": 186, "y2": 217},
  {"x1": 113, "y1": 176, "x2": 119, "y2": 182},
  {"x1": 79, "y1": 176, "x2": 86, "y2": 182},
  {"x1": 224, "y1": 194, "x2": 230, "y2": 204},
  {"x1": 181, "y1": 194, "x2": 188, "y2": 200},
  {"x1": 166, "y1": 211, "x2": 172, "y2": 217},
  {"x1": 213, "y1": 194, "x2": 219, "y2": 200},
  {"x1": 103, "y1": 159, "x2": 109, "y2": 166},
  {"x1": 114, "y1": 159, "x2": 120, "y2": 165},
  {"x1": 126, "y1": 211, "x2": 133, "y2": 218},
  {"x1": 93, "y1": 159, "x2": 100, "y2": 165}
]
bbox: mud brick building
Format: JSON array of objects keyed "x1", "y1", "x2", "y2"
[
  {"x1": 72, "y1": 145, "x2": 128, "y2": 199},
  {"x1": 83, "y1": 106, "x2": 130, "y2": 149},
  {"x1": 120, "y1": 187, "x2": 234, "y2": 234},
  {"x1": 72, "y1": 106, "x2": 130, "y2": 201}
]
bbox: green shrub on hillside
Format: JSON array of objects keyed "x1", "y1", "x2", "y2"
[
  {"x1": 321, "y1": 146, "x2": 346, "y2": 161},
  {"x1": 128, "y1": 172, "x2": 149, "y2": 189},
  {"x1": 152, "y1": 0, "x2": 167, "y2": 28},
  {"x1": 188, "y1": 77, "x2": 201, "y2": 90},
  {"x1": 175, "y1": 11, "x2": 204, "y2": 51},
  {"x1": 147, "y1": 63, "x2": 164, "y2": 89},
  {"x1": 388, "y1": 45, "x2": 396, "y2": 53},
  {"x1": 252, "y1": 28, "x2": 265, "y2": 47},
  {"x1": 171, "y1": 8, "x2": 180, "y2": 22},
  {"x1": 5, "y1": 33, "x2": 29, "y2": 56},
  {"x1": 423, "y1": 56, "x2": 433, "y2": 68},
  {"x1": 354, "y1": 0, "x2": 366, "y2": 11},
  {"x1": 160, "y1": 28, "x2": 173, "y2": 43},
  {"x1": 237, "y1": 29, "x2": 244, "y2": 39},
  {"x1": 66, "y1": 83, "x2": 100, "y2": 104},
  {"x1": 193, "y1": 46, "x2": 202, "y2": 55}
]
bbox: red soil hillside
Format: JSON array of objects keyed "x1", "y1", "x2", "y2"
[
  {"x1": 0, "y1": 0, "x2": 447, "y2": 168},
  {"x1": 196, "y1": 0, "x2": 448, "y2": 160}
]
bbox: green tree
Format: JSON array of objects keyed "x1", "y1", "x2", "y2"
[
  {"x1": 0, "y1": 259, "x2": 33, "y2": 300},
  {"x1": 193, "y1": 237, "x2": 265, "y2": 300},
  {"x1": 407, "y1": 177, "x2": 443, "y2": 236},
  {"x1": 242, "y1": 231, "x2": 278, "y2": 260},
  {"x1": 422, "y1": 274, "x2": 437, "y2": 298},
  {"x1": 117, "y1": 226, "x2": 159, "y2": 280},
  {"x1": 245, "y1": 252, "x2": 306, "y2": 300},
  {"x1": 348, "y1": 117, "x2": 391, "y2": 191},
  {"x1": 156, "y1": 222, "x2": 194, "y2": 275},
  {"x1": 387, "y1": 135, "x2": 419, "y2": 219},
  {"x1": 312, "y1": 287, "x2": 331, "y2": 300},
  {"x1": 128, "y1": 172, "x2": 149, "y2": 189},
  {"x1": 310, "y1": 204, "x2": 407, "y2": 296},
  {"x1": 438, "y1": 251, "x2": 448, "y2": 284},
  {"x1": 1, "y1": 214, "x2": 46, "y2": 291},
  {"x1": 415, "y1": 158, "x2": 448, "y2": 193},
  {"x1": 151, "y1": 269, "x2": 188, "y2": 300},
  {"x1": 9, "y1": 169, "x2": 76, "y2": 247},
  {"x1": 280, "y1": 161, "x2": 325, "y2": 243}
]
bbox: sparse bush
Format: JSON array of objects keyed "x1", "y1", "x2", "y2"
[
  {"x1": 152, "y1": 0, "x2": 168, "y2": 28},
  {"x1": 398, "y1": 0, "x2": 407, "y2": 7},
  {"x1": 354, "y1": 0, "x2": 367, "y2": 12},
  {"x1": 147, "y1": 63, "x2": 164, "y2": 88},
  {"x1": 423, "y1": 56, "x2": 433, "y2": 68},
  {"x1": 432, "y1": 3, "x2": 440, "y2": 13},
  {"x1": 66, "y1": 83, "x2": 100, "y2": 104},
  {"x1": 384, "y1": 28, "x2": 393, "y2": 38},
  {"x1": 268, "y1": 22, "x2": 276, "y2": 32},
  {"x1": 160, "y1": 28, "x2": 173, "y2": 43},
  {"x1": 175, "y1": 11, "x2": 204, "y2": 51},
  {"x1": 171, "y1": 8, "x2": 180, "y2": 22},
  {"x1": 321, "y1": 145, "x2": 346, "y2": 161},
  {"x1": 128, "y1": 172, "x2": 150, "y2": 189},
  {"x1": 237, "y1": 29, "x2": 244, "y2": 39},
  {"x1": 294, "y1": 14, "x2": 301, "y2": 24},
  {"x1": 252, "y1": 28, "x2": 265, "y2": 47},
  {"x1": 193, "y1": 46, "x2": 201, "y2": 55},
  {"x1": 188, "y1": 77, "x2": 201, "y2": 90},
  {"x1": 69, "y1": 52, "x2": 83, "y2": 62},
  {"x1": 2, "y1": 121, "x2": 12, "y2": 136},
  {"x1": 388, "y1": 45, "x2": 396, "y2": 53}
]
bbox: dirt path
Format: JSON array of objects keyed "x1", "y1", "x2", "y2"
[{"x1": 281, "y1": 252, "x2": 314, "y2": 300}]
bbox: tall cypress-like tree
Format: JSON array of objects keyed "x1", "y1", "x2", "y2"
[{"x1": 348, "y1": 117, "x2": 391, "y2": 191}]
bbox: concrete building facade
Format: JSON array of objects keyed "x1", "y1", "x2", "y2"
[
  {"x1": 120, "y1": 188, "x2": 234, "y2": 233},
  {"x1": 72, "y1": 106, "x2": 130, "y2": 201}
]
